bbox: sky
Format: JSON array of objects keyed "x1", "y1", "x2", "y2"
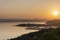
[{"x1": 0, "y1": 0, "x2": 60, "y2": 19}]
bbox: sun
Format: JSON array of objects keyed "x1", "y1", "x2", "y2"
[{"x1": 52, "y1": 11, "x2": 59, "y2": 16}]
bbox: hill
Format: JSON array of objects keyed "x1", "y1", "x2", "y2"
[{"x1": 9, "y1": 28, "x2": 60, "y2": 40}]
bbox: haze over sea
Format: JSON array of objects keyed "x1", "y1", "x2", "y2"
[{"x1": 0, "y1": 22, "x2": 45, "y2": 40}]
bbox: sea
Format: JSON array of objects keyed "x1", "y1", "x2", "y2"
[{"x1": 0, "y1": 22, "x2": 45, "y2": 40}]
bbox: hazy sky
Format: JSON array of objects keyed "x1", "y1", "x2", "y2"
[{"x1": 0, "y1": 0, "x2": 60, "y2": 19}]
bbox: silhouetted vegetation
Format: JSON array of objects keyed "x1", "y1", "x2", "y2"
[
  {"x1": 9, "y1": 28, "x2": 60, "y2": 40},
  {"x1": 16, "y1": 23, "x2": 48, "y2": 27}
]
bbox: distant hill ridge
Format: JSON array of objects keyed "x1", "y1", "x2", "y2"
[
  {"x1": 0, "y1": 19, "x2": 47, "y2": 22},
  {"x1": 46, "y1": 19, "x2": 60, "y2": 26}
]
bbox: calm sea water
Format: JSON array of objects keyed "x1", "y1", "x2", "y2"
[{"x1": 0, "y1": 22, "x2": 45, "y2": 40}]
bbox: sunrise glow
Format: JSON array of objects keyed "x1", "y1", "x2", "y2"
[{"x1": 52, "y1": 11, "x2": 59, "y2": 16}]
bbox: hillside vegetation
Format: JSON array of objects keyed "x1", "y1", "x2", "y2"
[{"x1": 9, "y1": 28, "x2": 60, "y2": 40}]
